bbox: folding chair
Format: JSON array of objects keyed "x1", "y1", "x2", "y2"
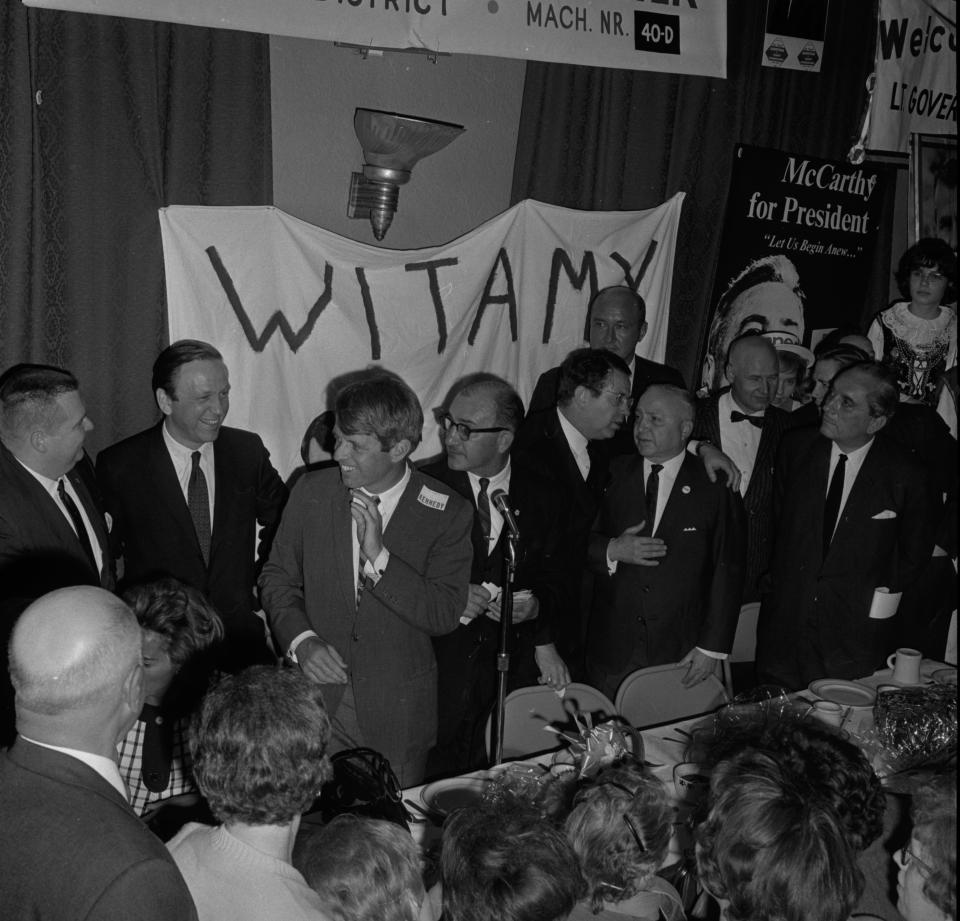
[
  {"x1": 721, "y1": 601, "x2": 761, "y2": 697},
  {"x1": 486, "y1": 683, "x2": 617, "y2": 761},
  {"x1": 615, "y1": 663, "x2": 728, "y2": 729}
]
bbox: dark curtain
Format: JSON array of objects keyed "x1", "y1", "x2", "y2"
[
  {"x1": 511, "y1": 0, "x2": 892, "y2": 383},
  {"x1": 0, "y1": 2, "x2": 271, "y2": 454}
]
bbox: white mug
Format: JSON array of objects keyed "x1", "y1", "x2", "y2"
[
  {"x1": 887, "y1": 647, "x2": 922, "y2": 685},
  {"x1": 808, "y1": 699, "x2": 847, "y2": 728}
]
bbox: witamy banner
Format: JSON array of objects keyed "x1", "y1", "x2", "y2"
[
  {"x1": 24, "y1": 0, "x2": 727, "y2": 78},
  {"x1": 697, "y1": 145, "x2": 890, "y2": 392},
  {"x1": 161, "y1": 196, "x2": 684, "y2": 477},
  {"x1": 862, "y1": 0, "x2": 956, "y2": 153}
]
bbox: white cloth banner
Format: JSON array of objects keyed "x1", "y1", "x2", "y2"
[
  {"x1": 25, "y1": 0, "x2": 727, "y2": 78},
  {"x1": 865, "y1": 0, "x2": 956, "y2": 153},
  {"x1": 160, "y1": 197, "x2": 684, "y2": 478}
]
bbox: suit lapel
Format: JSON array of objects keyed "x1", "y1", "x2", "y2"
[
  {"x1": 147, "y1": 425, "x2": 205, "y2": 558},
  {"x1": 654, "y1": 455, "x2": 695, "y2": 537},
  {"x1": 828, "y1": 440, "x2": 882, "y2": 558},
  {"x1": 67, "y1": 464, "x2": 110, "y2": 582},
  {"x1": 328, "y1": 483, "x2": 358, "y2": 610}
]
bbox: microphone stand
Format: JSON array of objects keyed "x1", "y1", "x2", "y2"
[{"x1": 490, "y1": 529, "x2": 518, "y2": 766}]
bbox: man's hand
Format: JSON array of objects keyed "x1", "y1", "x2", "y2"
[
  {"x1": 700, "y1": 444, "x2": 741, "y2": 492},
  {"x1": 296, "y1": 636, "x2": 349, "y2": 684},
  {"x1": 535, "y1": 643, "x2": 571, "y2": 690},
  {"x1": 485, "y1": 591, "x2": 539, "y2": 624},
  {"x1": 608, "y1": 523, "x2": 667, "y2": 566},
  {"x1": 460, "y1": 584, "x2": 492, "y2": 624},
  {"x1": 678, "y1": 648, "x2": 721, "y2": 687},
  {"x1": 350, "y1": 489, "x2": 384, "y2": 564}
]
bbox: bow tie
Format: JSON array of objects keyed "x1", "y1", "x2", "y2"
[{"x1": 730, "y1": 411, "x2": 764, "y2": 428}]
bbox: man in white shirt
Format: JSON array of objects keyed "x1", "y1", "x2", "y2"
[
  {"x1": 693, "y1": 335, "x2": 796, "y2": 601},
  {"x1": 515, "y1": 348, "x2": 631, "y2": 677},
  {"x1": 0, "y1": 363, "x2": 114, "y2": 745},
  {"x1": 422, "y1": 374, "x2": 572, "y2": 775},
  {"x1": 0, "y1": 585, "x2": 197, "y2": 920},
  {"x1": 757, "y1": 363, "x2": 934, "y2": 689},
  {"x1": 97, "y1": 340, "x2": 287, "y2": 673},
  {"x1": 586, "y1": 385, "x2": 747, "y2": 699},
  {"x1": 260, "y1": 371, "x2": 473, "y2": 787}
]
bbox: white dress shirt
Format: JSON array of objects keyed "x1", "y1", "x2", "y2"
[
  {"x1": 18, "y1": 460, "x2": 104, "y2": 575},
  {"x1": 467, "y1": 461, "x2": 511, "y2": 554},
  {"x1": 825, "y1": 437, "x2": 874, "y2": 542},
  {"x1": 288, "y1": 466, "x2": 412, "y2": 659},
  {"x1": 162, "y1": 423, "x2": 215, "y2": 523},
  {"x1": 557, "y1": 408, "x2": 591, "y2": 480},
  {"x1": 718, "y1": 391, "x2": 764, "y2": 496}
]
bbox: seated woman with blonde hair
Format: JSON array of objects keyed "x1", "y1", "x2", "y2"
[
  {"x1": 296, "y1": 815, "x2": 437, "y2": 921},
  {"x1": 564, "y1": 762, "x2": 684, "y2": 920}
]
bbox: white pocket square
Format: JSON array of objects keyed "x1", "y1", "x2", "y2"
[
  {"x1": 682, "y1": 527, "x2": 697, "y2": 532},
  {"x1": 872, "y1": 510, "x2": 897, "y2": 520}
]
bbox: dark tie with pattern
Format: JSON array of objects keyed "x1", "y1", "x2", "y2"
[
  {"x1": 822, "y1": 453, "x2": 847, "y2": 558},
  {"x1": 477, "y1": 477, "x2": 491, "y2": 543},
  {"x1": 356, "y1": 494, "x2": 381, "y2": 606},
  {"x1": 188, "y1": 451, "x2": 211, "y2": 565},
  {"x1": 730, "y1": 410, "x2": 764, "y2": 428},
  {"x1": 643, "y1": 463, "x2": 663, "y2": 536},
  {"x1": 57, "y1": 478, "x2": 96, "y2": 570}
]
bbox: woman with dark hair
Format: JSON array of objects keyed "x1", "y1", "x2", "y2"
[
  {"x1": 167, "y1": 666, "x2": 333, "y2": 921},
  {"x1": 564, "y1": 762, "x2": 684, "y2": 920},
  {"x1": 695, "y1": 748, "x2": 863, "y2": 921},
  {"x1": 116, "y1": 577, "x2": 224, "y2": 819},
  {"x1": 868, "y1": 238, "x2": 957, "y2": 405}
]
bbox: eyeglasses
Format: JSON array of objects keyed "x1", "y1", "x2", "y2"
[
  {"x1": 910, "y1": 269, "x2": 946, "y2": 283},
  {"x1": 900, "y1": 845, "x2": 934, "y2": 878},
  {"x1": 594, "y1": 387, "x2": 630, "y2": 408},
  {"x1": 437, "y1": 413, "x2": 509, "y2": 441}
]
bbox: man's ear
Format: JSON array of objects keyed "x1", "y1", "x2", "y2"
[
  {"x1": 638, "y1": 321, "x2": 649, "y2": 344},
  {"x1": 867, "y1": 414, "x2": 889, "y2": 436},
  {"x1": 122, "y1": 660, "x2": 145, "y2": 715},
  {"x1": 389, "y1": 438, "x2": 412, "y2": 463},
  {"x1": 155, "y1": 388, "x2": 173, "y2": 417},
  {"x1": 681, "y1": 419, "x2": 694, "y2": 442},
  {"x1": 29, "y1": 429, "x2": 47, "y2": 453},
  {"x1": 497, "y1": 429, "x2": 515, "y2": 455}
]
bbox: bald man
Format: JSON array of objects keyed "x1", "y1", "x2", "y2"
[
  {"x1": 586, "y1": 385, "x2": 746, "y2": 699},
  {"x1": 693, "y1": 335, "x2": 801, "y2": 602},
  {"x1": 527, "y1": 286, "x2": 685, "y2": 456},
  {"x1": 0, "y1": 587, "x2": 197, "y2": 920}
]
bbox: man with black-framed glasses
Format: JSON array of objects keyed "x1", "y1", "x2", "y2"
[{"x1": 423, "y1": 374, "x2": 572, "y2": 777}]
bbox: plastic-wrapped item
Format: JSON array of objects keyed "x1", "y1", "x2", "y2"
[
  {"x1": 569, "y1": 718, "x2": 642, "y2": 779},
  {"x1": 873, "y1": 684, "x2": 957, "y2": 774}
]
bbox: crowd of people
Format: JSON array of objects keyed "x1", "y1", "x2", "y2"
[{"x1": 0, "y1": 237, "x2": 956, "y2": 920}]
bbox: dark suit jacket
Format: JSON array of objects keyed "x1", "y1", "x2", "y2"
[
  {"x1": 259, "y1": 466, "x2": 473, "y2": 774},
  {"x1": 0, "y1": 739, "x2": 197, "y2": 920},
  {"x1": 421, "y1": 459, "x2": 571, "y2": 774},
  {"x1": 756, "y1": 430, "x2": 934, "y2": 690},
  {"x1": 97, "y1": 424, "x2": 287, "y2": 670},
  {"x1": 693, "y1": 394, "x2": 796, "y2": 601},
  {"x1": 0, "y1": 443, "x2": 114, "y2": 605},
  {"x1": 586, "y1": 453, "x2": 746, "y2": 680},
  {"x1": 528, "y1": 354, "x2": 685, "y2": 456},
  {"x1": 513, "y1": 408, "x2": 612, "y2": 661}
]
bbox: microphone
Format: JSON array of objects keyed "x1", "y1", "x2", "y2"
[{"x1": 491, "y1": 489, "x2": 520, "y2": 539}]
